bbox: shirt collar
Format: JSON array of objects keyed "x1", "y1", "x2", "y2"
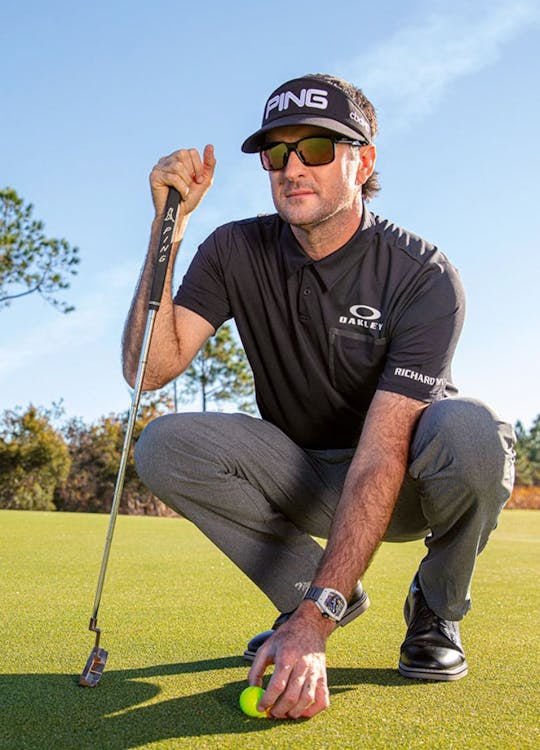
[{"x1": 281, "y1": 208, "x2": 376, "y2": 289}]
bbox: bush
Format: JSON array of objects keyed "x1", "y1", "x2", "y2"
[
  {"x1": 54, "y1": 395, "x2": 176, "y2": 516},
  {"x1": 0, "y1": 405, "x2": 70, "y2": 510}
]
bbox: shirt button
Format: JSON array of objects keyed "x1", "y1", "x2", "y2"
[{"x1": 303, "y1": 288, "x2": 312, "y2": 296}]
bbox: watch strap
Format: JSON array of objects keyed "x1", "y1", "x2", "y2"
[{"x1": 304, "y1": 585, "x2": 325, "y2": 602}]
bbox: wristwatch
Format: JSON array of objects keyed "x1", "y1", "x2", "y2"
[{"x1": 303, "y1": 586, "x2": 348, "y2": 622}]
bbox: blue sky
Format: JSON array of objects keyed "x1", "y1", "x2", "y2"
[{"x1": 1, "y1": 0, "x2": 539, "y2": 428}]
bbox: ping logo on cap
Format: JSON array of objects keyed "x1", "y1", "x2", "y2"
[{"x1": 264, "y1": 88, "x2": 328, "y2": 121}]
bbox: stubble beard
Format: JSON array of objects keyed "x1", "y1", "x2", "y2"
[{"x1": 274, "y1": 191, "x2": 358, "y2": 235}]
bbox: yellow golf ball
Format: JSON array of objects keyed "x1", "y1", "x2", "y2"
[{"x1": 239, "y1": 686, "x2": 267, "y2": 718}]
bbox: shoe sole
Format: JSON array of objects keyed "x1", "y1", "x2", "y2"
[
  {"x1": 243, "y1": 591, "x2": 370, "y2": 662},
  {"x1": 339, "y1": 590, "x2": 370, "y2": 626},
  {"x1": 243, "y1": 647, "x2": 260, "y2": 662},
  {"x1": 398, "y1": 660, "x2": 469, "y2": 681}
]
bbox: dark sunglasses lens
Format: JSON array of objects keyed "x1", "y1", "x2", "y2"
[
  {"x1": 298, "y1": 137, "x2": 334, "y2": 166},
  {"x1": 261, "y1": 143, "x2": 288, "y2": 171},
  {"x1": 260, "y1": 137, "x2": 337, "y2": 170}
]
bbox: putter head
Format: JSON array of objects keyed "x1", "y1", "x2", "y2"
[{"x1": 79, "y1": 647, "x2": 108, "y2": 687}]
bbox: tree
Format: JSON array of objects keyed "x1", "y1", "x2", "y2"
[
  {"x1": 54, "y1": 392, "x2": 177, "y2": 515},
  {"x1": 0, "y1": 404, "x2": 71, "y2": 510},
  {"x1": 0, "y1": 187, "x2": 79, "y2": 312},
  {"x1": 514, "y1": 415, "x2": 540, "y2": 486},
  {"x1": 176, "y1": 323, "x2": 256, "y2": 413}
]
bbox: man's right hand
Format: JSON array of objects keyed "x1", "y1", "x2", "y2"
[{"x1": 149, "y1": 144, "x2": 216, "y2": 219}]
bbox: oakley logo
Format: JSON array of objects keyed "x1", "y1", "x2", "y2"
[
  {"x1": 265, "y1": 88, "x2": 328, "y2": 121},
  {"x1": 339, "y1": 304, "x2": 383, "y2": 330},
  {"x1": 349, "y1": 305, "x2": 381, "y2": 320}
]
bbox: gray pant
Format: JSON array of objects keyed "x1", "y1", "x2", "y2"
[{"x1": 134, "y1": 398, "x2": 515, "y2": 621}]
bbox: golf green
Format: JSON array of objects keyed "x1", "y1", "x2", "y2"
[{"x1": 1, "y1": 509, "x2": 538, "y2": 749}]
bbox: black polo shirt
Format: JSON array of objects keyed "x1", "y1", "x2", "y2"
[{"x1": 174, "y1": 209, "x2": 465, "y2": 449}]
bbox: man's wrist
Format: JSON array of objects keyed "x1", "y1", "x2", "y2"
[{"x1": 294, "y1": 599, "x2": 338, "y2": 635}]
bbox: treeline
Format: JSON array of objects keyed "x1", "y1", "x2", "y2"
[
  {"x1": 1, "y1": 405, "x2": 539, "y2": 514},
  {"x1": 0, "y1": 322, "x2": 257, "y2": 514},
  {"x1": 0, "y1": 399, "x2": 175, "y2": 515},
  {"x1": 514, "y1": 415, "x2": 540, "y2": 486}
]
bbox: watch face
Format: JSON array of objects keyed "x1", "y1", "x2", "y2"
[{"x1": 324, "y1": 592, "x2": 346, "y2": 616}]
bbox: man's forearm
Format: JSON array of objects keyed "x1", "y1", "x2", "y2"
[
  {"x1": 310, "y1": 391, "x2": 427, "y2": 603},
  {"x1": 121, "y1": 215, "x2": 186, "y2": 389},
  {"x1": 123, "y1": 145, "x2": 216, "y2": 389},
  {"x1": 311, "y1": 454, "x2": 406, "y2": 601}
]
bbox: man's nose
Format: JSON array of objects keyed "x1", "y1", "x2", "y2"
[{"x1": 282, "y1": 148, "x2": 306, "y2": 178}]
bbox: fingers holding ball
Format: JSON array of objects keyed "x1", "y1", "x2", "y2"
[{"x1": 239, "y1": 686, "x2": 268, "y2": 718}]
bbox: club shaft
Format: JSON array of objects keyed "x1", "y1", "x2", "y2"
[
  {"x1": 89, "y1": 187, "x2": 181, "y2": 623},
  {"x1": 90, "y1": 307, "x2": 157, "y2": 619}
]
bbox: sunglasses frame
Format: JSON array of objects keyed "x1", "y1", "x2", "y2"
[{"x1": 259, "y1": 135, "x2": 366, "y2": 171}]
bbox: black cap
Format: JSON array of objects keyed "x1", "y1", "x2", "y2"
[{"x1": 241, "y1": 76, "x2": 372, "y2": 153}]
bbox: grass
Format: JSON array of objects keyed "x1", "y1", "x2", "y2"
[{"x1": 0, "y1": 509, "x2": 538, "y2": 750}]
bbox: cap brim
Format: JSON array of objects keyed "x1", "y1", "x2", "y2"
[{"x1": 241, "y1": 115, "x2": 367, "y2": 153}]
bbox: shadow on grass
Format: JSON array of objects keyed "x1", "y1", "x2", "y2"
[{"x1": 0, "y1": 657, "x2": 403, "y2": 749}]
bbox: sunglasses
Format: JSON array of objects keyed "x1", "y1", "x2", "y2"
[{"x1": 259, "y1": 135, "x2": 365, "y2": 171}]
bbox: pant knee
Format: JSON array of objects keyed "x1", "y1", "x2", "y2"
[
  {"x1": 410, "y1": 398, "x2": 515, "y2": 501},
  {"x1": 134, "y1": 411, "x2": 264, "y2": 499},
  {"x1": 134, "y1": 413, "x2": 184, "y2": 494}
]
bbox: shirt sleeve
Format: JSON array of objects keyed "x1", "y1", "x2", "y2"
[
  {"x1": 377, "y1": 259, "x2": 465, "y2": 402},
  {"x1": 173, "y1": 226, "x2": 233, "y2": 331}
]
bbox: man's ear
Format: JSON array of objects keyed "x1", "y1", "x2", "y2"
[{"x1": 356, "y1": 144, "x2": 377, "y2": 185}]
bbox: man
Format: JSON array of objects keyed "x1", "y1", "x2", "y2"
[{"x1": 124, "y1": 74, "x2": 515, "y2": 720}]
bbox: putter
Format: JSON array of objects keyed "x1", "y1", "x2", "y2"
[{"x1": 80, "y1": 187, "x2": 181, "y2": 687}]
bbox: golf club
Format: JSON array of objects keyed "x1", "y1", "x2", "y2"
[{"x1": 79, "y1": 187, "x2": 181, "y2": 687}]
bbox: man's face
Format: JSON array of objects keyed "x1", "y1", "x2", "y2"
[{"x1": 264, "y1": 125, "x2": 373, "y2": 231}]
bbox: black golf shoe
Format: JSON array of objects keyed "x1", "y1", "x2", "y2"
[
  {"x1": 243, "y1": 582, "x2": 370, "y2": 661},
  {"x1": 398, "y1": 574, "x2": 468, "y2": 681}
]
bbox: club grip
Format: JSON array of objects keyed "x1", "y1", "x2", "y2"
[{"x1": 149, "y1": 187, "x2": 181, "y2": 310}]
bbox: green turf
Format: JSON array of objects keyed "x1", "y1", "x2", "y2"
[{"x1": 0, "y1": 509, "x2": 538, "y2": 749}]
